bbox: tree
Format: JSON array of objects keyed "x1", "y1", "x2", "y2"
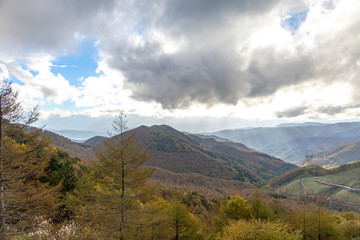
[
  {"x1": 0, "y1": 82, "x2": 52, "y2": 238},
  {"x1": 250, "y1": 190, "x2": 273, "y2": 220},
  {"x1": 91, "y1": 113, "x2": 153, "y2": 239},
  {"x1": 223, "y1": 195, "x2": 251, "y2": 221},
  {"x1": 166, "y1": 201, "x2": 201, "y2": 240}
]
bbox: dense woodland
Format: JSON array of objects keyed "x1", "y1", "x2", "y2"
[{"x1": 1, "y1": 82, "x2": 360, "y2": 239}]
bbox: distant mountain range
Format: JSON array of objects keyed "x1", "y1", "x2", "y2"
[
  {"x1": 46, "y1": 129, "x2": 107, "y2": 141},
  {"x1": 44, "y1": 124, "x2": 296, "y2": 196},
  {"x1": 275, "y1": 122, "x2": 324, "y2": 127},
  {"x1": 209, "y1": 122, "x2": 360, "y2": 163}
]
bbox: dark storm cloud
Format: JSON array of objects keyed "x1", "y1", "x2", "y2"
[{"x1": 276, "y1": 106, "x2": 307, "y2": 118}]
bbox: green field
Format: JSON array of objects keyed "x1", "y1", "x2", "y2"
[
  {"x1": 316, "y1": 168, "x2": 360, "y2": 188},
  {"x1": 276, "y1": 168, "x2": 360, "y2": 207}
]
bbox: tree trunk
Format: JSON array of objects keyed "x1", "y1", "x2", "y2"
[
  {"x1": 175, "y1": 219, "x2": 179, "y2": 240},
  {"x1": 0, "y1": 99, "x2": 5, "y2": 240},
  {"x1": 303, "y1": 205, "x2": 306, "y2": 240},
  {"x1": 318, "y1": 206, "x2": 321, "y2": 240},
  {"x1": 120, "y1": 157, "x2": 125, "y2": 240},
  {"x1": 120, "y1": 128, "x2": 125, "y2": 240}
]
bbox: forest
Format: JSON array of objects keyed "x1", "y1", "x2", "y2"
[{"x1": 1, "y1": 82, "x2": 360, "y2": 240}]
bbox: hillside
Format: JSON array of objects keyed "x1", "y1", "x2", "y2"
[
  {"x1": 127, "y1": 125, "x2": 296, "y2": 186},
  {"x1": 83, "y1": 136, "x2": 107, "y2": 146},
  {"x1": 271, "y1": 162, "x2": 360, "y2": 210},
  {"x1": 210, "y1": 122, "x2": 360, "y2": 163},
  {"x1": 298, "y1": 141, "x2": 360, "y2": 168}
]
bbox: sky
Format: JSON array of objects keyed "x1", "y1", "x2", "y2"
[{"x1": 0, "y1": 0, "x2": 360, "y2": 134}]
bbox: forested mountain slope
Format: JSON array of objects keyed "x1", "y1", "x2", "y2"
[
  {"x1": 128, "y1": 125, "x2": 296, "y2": 185},
  {"x1": 298, "y1": 141, "x2": 360, "y2": 168}
]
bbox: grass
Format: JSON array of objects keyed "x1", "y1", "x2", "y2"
[
  {"x1": 276, "y1": 168, "x2": 360, "y2": 208},
  {"x1": 316, "y1": 168, "x2": 360, "y2": 189}
]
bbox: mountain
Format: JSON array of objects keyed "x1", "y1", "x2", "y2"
[
  {"x1": 270, "y1": 162, "x2": 360, "y2": 210},
  {"x1": 127, "y1": 125, "x2": 296, "y2": 185},
  {"x1": 298, "y1": 141, "x2": 360, "y2": 168},
  {"x1": 43, "y1": 124, "x2": 296, "y2": 195},
  {"x1": 275, "y1": 122, "x2": 324, "y2": 127},
  {"x1": 47, "y1": 129, "x2": 106, "y2": 141},
  {"x1": 83, "y1": 136, "x2": 107, "y2": 146},
  {"x1": 210, "y1": 122, "x2": 360, "y2": 163}
]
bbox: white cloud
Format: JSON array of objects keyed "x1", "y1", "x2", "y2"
[
  {"x1": 0, "y1": 63, "x2": 9, "y2": 82},
  {"x1": 6, "y1": 54, "x2": 80, "y2": 106}
]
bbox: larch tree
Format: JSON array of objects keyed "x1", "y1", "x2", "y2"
[
  {"x1": 0, "y1": 82, "x2": 53, "y2": 239},
  {"x1": 92, "y1": 113, "x2": 153, "y2": 239},
  {"x1": 166, "y1": 201, "x2": 201, "y2": 240},
  {"x1": 223, "y1": 195, "x2": 251, "y2": 221}
]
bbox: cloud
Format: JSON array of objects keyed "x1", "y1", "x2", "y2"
[
  {"x1": 8, "y1": 54, "x2": 80, "y2": 106},
  {"x1": 317, "y1": 105, "x2": 360, "y2": 116},
  {"x1": 0, "y1": 0, "x2": 116, "y2": 56},
  {"x1": 0, "y1": 63, "x2": 9, "y2": 82},
  {"x1": 276, "y1": 106, "x2": 308, "y2": 118},
  {"x1": 98, "y1": 0, "x2": 360, "y2": 110},
  {"x1": 1, "y1": 0, "x2": 360, "y2": 122}
]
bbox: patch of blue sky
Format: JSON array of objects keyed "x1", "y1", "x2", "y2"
[
  {"x1": 133, "y1": 18, "x2": 148, "y2": 36},
  {"x1": 50, "y1": 39, "x2": 100, "y2": 87},
  {"x1": 281, "y1": 9, "x2": 309, "y2": 35},
  {"x1": 9, "y1": 75, "x2": 24, "y2": 86}
]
